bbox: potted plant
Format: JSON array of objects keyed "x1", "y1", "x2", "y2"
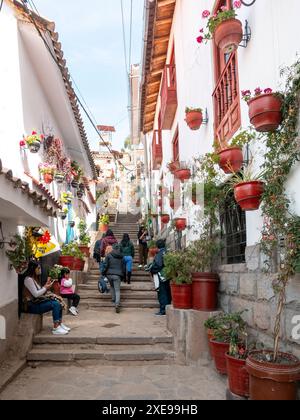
[
  {"x1": 38, "y1": 163, "x2": 56, "y2": 184},
  {"x1": 164, "y1": 250, "x2": 192, "y2": 309},
  {"x1": 55, "y1": 171, "x2": 65, "y2": 184},
  {"x1": 58, "y1": 207, "x2": 68, "y2": 220},
  {"x1": 160, "y1": 214, "x2": 170, "y2": 225},
  {"x1": 48, "y1": 264, "x2": 64, "y2": 295},
  {"x1": 59, "y1": 242, "x2": 84, "y2": 271},
  {"x1": 198, "y1": 3, "x2": 243, "y2": 54},
  {"x1": 23, "y1": 131, "x2": 44, "y2": 153},
  {"x1": 174, "y1": 163, "x2": 191, "y2": 183},
  {"x1": 174, "y1": 218, "x2": 187, "y2": 231},
  {"x1": 231, "y1": 165, "x2": 265, "y2": 211},
  {"x1": 5, "y1": 234, "x2": 31, "y2": 274},
  {"x1": 204, "y1": 313, "x2": 224, "y2": 358},
  {"x1": 61, "y1": 192, "x2": 73, "y2": 205},
  {"x1": 77, "y1": 189, "x2": 84, "y2": 199},
  {"x1": 242, "y1": 88, "x2": 283, "y2": 132},
  {"x1": 185, "y1": 107, "x2": 203, "y2": 130},
  {"x1": 167, "y1": 161, "x2": 180, "y2": 175},
  {"x1": 148, "y1": 240, "x2": 159, "y2": 258},
  {"x1": 71, "y1": 161, "x2": 83, "y2": 188},
  {"x1": 99, "y1": 214, "x2": 110, "y2": 232},
  {"x1": 78, "y1": 219, "x2": 91, "y2": 257},
  {"x1": 69, "y1": 221, "x2": 75, "y2": 228}
]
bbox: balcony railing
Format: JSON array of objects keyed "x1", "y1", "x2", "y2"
[
  {"x1": 152, "y1": 130, "x2": 163, "y2": 170},
  {"x1": 160, "y1": 65, "x2": 178, "y2": 130},
  {"x1": 213, "y1": 53, "x2": 241, "y2": 144}
]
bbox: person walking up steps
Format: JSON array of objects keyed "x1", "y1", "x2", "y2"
[
  {"x1": 137, "y1": 225, "x2": 150, "y2": 269},
  {"x1": 102, "y1": 244, "x2": 126, "y2": 313},
  {"x1": 120, "y1": 233, "x2": 135, "y2": 284},
  {"x1": 100, "y1": 229, "x2": 118, "y2": 257}
]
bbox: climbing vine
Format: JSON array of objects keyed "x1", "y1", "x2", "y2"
[{"x1": 260, "y1": 59, "x2": 300, "y2": 360}]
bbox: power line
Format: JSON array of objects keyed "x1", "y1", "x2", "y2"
[
  {"x1": 0, "y1": 0, "x2": 4, "y2": 13},
  {"x1": 129, "y1": 0, "x2": 133, "y2": 73},
  {"x1": 19, "y1": 0, "x2": 136, "y2": 174}
]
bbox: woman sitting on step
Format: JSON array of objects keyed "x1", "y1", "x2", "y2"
[
  {"x1": 120, "y1": 233, "x2": 135, "y2": 284},
  {"x1": 23, "y1": 261, "x2": 70, "y2": 335}
]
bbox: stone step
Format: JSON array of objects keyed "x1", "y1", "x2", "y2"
[
  {"x1": 78, "y1": 283, "x2": 154, "y2": 291},
  {"x1": 79, "y1": 292, "x2": 157, "y2": 301},
  {"x1": 88, "y1": 272, "x2": 152, "y2": 279},
  {"x1": 33, "y1": 336, "x2": 173, "y2": 346},
  {"x1": 87, "y1": 278, "x2": 153, "y2": 283},
  {"x1": 80, "y1": 300, "x2": 159, "y2": 309},
  {"x1": 27, "y1": 348, "x2": 175, "y2": 364}
]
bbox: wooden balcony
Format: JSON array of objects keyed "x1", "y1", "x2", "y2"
[
  {"x1": 213, "y1": 53, "x2": 241, "y2": 144},
  {"x1": 152, "y1": 130, "x2": 163, "y2": 170},
  {"x1": 160, "y1": 65, "x2": 178, "y2": 130}
]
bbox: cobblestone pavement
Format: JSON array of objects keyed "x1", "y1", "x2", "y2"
[{"x1": 0, "y1": 362, "x2": 227, "y2": 400}]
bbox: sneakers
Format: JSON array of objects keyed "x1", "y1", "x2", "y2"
[
  {"x1": 138, "y1": 265, "x2": 143, "y2": 269},
  {"x1": 52, "y1": 326, "x2": 69, "y2": 335},
  {"x1": 155, "y1": 311, "x2": 166, "y2": 316},
  {"x1": 60, "y1": 323, "x2": 71, "y2": 332},
  {"x1": 115, "y1": 306, "x2": 121, "y2": 314},
  {"x1": 69, "y1": 306, "x2": 78, "y2": 316}
]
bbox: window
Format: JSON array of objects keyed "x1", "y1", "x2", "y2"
[
  {"x1": 212, "y1": 0, "x2": 241, "y2": 145},
  {"x1": 172, "y1": 127, "x2": 179, "y2": 162},
  {"x1": 220, "y1": 192, "x2": 247, "y2": 264}
]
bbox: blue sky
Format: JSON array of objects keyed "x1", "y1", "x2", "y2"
[{"x1": 33, "y1": 0, "x2": 144, "y2": 151}]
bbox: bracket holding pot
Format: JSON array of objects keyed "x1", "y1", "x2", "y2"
[
  {"x1": 202, "y1": 108, "x2": 209, "y2": 125},
  {"x1": 239, "y1": 20, "x2": 251, "y2": 48}
]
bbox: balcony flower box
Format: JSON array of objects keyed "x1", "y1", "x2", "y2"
[{"x1": 185, "y1": 107, "x2": 203, "y2": 130}]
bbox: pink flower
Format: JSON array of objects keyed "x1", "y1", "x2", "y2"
[
  {"x1": 264, "y1": 88, "x2": 273, "y2": 94},
  {"x1": 221, "y1": 6, "x2": 228, "y2": 11},
  {"x1": 199, "y1": 28, "x2": 204, "y2": 33},
  {"x1": 255, "y1": 87, "x2": 263, "y2": 96},
  {"x1": 19, "y1": 140, "x2": 26, "y2": 147},
  {"x1": 241, "y1": 90, "x2": 251, "y2": 97},
  {"x1": 233, "y1": 1, "x2": 242, "y2": 8},
  {"x1": 202, "y1": 10, "x2": 210, "y2": 18},
  {"x1": 196, "y1": 36, "x2": 204, "y2": 44}
]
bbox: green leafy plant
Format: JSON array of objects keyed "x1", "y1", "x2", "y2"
[
  {"x1": 147, "y1": 240, "x2": 157, "y2": 250},
  {"x1": 99, "y1": 214, "x2": 110, "y2": 225},
  {"x1": 188, "y1": 235, "x2": 220, "y2": 273},
  {"x1": 78, "y1": 219, "x2": 91, "y2": 246},
  {"x1": 48, "y1": 265, "x2": 64, "y2": 280},
  {"x1": 164, "y1": 251, "x2": 192, "y2": 285},
  {"x1": 185, "y1": 107, "x2": 202, "y2": 113},
  {"x1": 6, "y1": 234, "x2": 32, "y2": 274},
  {"x1": 61, "y1": 242, "x2": 84, "y2": 260}
]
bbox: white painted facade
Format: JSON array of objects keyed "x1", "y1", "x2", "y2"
[
  {"x1": 0, "y1": 1, "x2": 96, "y2": 342},
  {"x1": 142, "y1": 0, "x2": 300, "y2": 247}
]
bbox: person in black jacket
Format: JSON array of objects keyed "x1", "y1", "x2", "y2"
[
  {"x1": 150, "y1": 239, "x2": 172, "y2": 316},
  {"x1": 102, "y1": 244, "x2": 125, "y2": 313}
]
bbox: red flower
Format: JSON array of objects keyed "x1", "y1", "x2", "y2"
[
  {"x1": 233, "y1": 1, "x2": 242, "y2": 8},
  {"x1": 202, "y1": 10, "x2": 210, "y2": 18},
  {"x1": 196, "y1": 36, "x2": 204, "y2": 44},
  {"x1": 40, "y1": 231, "x2": 51, "y2": 245},
  {"x1": 264, "y1": 88, "x2": 273, "y2": 94},
  {"x1": 32, "y1": 131, "x2": 37, "y2": 135},
  {"x1": 19, "y1": 140, "x2": 26, "y2": 147}
]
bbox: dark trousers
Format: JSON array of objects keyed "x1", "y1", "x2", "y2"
[
  {"x1": 139, "y1": 244, "x2": 148, "y2": 265},
  {"x1": 61, "y1": 294, "x2": 81, "y2": 308},
  {"x1": 157, "y1": 280, "x2": 172, "y2": 314}
]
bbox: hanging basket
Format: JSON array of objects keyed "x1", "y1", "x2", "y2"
[
  {"x1": 168, "y1": 161, "x2": 180, "y2": 174},
  {"x1": 43, "y1": 173, "x2": 54, "y2": 184},
  {"x1": 174, "y1": 218, "x2": 187, "y2": 231},
  {"x1": 55, "y1": 174, "x2": 65, "y2": 184},
  {"x1": 71, "y1": 180, "x2": 79, "y2": 189},
  {"x1": 218, "y1": 147, "x2": 244, "y2": 174},
  {"x1": 185, "y1": 111, "x2": 203, "y2": 130},
  {"x1": 174, "y1": 168, "x2": 191, "y2": 182},
  {"x1": 28, "y1": 141, "x2": 41, "y2": 153},
  {"x1": 214, "y1": 18, "x2": 243, "y2": 54},
  {"x1": 248, "y1": 93, "x2": 283, "y2": 132},
  {"x1": 234, "y1": 181, "x2": 264, "y2": 211},
  {"x1": 161, "y1": 214, "x2": 170, "y2": 224}
]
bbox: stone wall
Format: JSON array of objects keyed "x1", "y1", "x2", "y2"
[
  {"x1": 0, "y1": 300, "x2": 19, "y2": 363},
  {"x1": 218, "y1": 245, "x2": 300, "y2": 359}
]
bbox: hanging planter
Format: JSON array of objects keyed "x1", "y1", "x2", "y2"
[
  {"x1": 71, "y1": 180, "x2": 79, "y2": 189},
  {"x1": 185, "y1": 108, "x2": 203, "y2": 130},
  {"x1": 218, "y1": 147, "x2": 244, "y2": 174},
  {"x1": 234, "y1": 181, "x2": 264, "y2": 211},
  {"x1": 246, "y1": 351, "x2": 300, "y2": 400},
  {"x1": 174, "y1": 218, "x2": 187, "y2": 231},
  {"x1": 38, "y1": 163, "x2": 56, "y2": 185},
  {"x1": 43, "y1": 173, "x2": 54, "y2": 184},
  {"x1": 167, "y1": 161, "x2": 180, "y2": 175},
  {"x1": 174, "y1": 168, "x2": 191, "y2": 183},
  {"x1": 55, "y1": 172, "x2": 65, "y2": 184},
  {"x1": 214, "y1": 18, "x2": 243, "y2": 54},
  {"x1": 161, "y1": 214, "x2": 170, "y2": 224},
  {"x1": 23, "y1": 131, "x2": 44, "y2": 154},
  {"x1": 69, "y1": 221, "x2": 75, "y2": 228},
  {"x1": 77, "y1": 190, "x2": 84, "y2": 199},
  {"x1": 58, "y1": 211, "x2": 67, "y2": 220}
]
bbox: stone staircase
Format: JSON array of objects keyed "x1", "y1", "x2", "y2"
[{"x1": 27, "y1": 214, "x2": 174, "y2": 365}]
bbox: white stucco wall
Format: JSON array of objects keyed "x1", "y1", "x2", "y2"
[{"x1": 147, "y1": 0, "x2": 300, "y2": 246}]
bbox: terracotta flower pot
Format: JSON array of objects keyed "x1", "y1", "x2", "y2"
[
  {"x1": 210, "y1": 340, "x2": 230, "y2": 375},
  {"x1": 170, "y1": 283, "x2": 192, "y2": 309},
  {"x1": 79, "y1": 246, "x2": 90, "y2": 257},
  {"x1": 174, "y1": 218, "x2": 187, "y2": 231},
  {"x1": 28, "y1": 141, "x2": 41, "y2": 153},
  {"x1": 51, "y1": 280, "x2": 61, "y2": 296},
  {"x1": 185, "y1": 111, "x2": 203, "y2": 130},
  {"x1": 192, "y1": 272, "x2": 220, "y2": 311},
  {"x1": 234, "y1": 181, "x2": 264, "y2": 211},
  {"x1": 248, "y1": 93, "x2": 283, "y2": 132},
  {"x1": 161, "y1": 214, "x2": 170, "y2": 224},
  {"x1": 214, "y1": 18, "x2": 243, "y2": 54},
  {"x1": 218, "y1": 147, "x2": 244, "y2": 174},
  {"x1": 246, "y1": 351, "x2": 300, "y2": 400},
  {"x1": 149, "y1": 247, "x2": 159, "y2": 258},
  {"x1": 73, "y1": 258, "x2": 85, "y2": 272},
  {"x1": 59, "y1": 256, "x2": 75, "y2": 270},
  {"x1": 226, "y1": 354, "x2": 250, "y2": 397},
  {"x1": 168, "y1": 161, "x2": 180, "y2": 174},
  {"x1": 174, "y1": 169, "x2": 191, "y2": 183},
  {"x1": 99, "y1": 223, "x2": 109, "y2": 233},
  {"x1": 43, "y1": 173, "x2": 53, "y2": 184}
]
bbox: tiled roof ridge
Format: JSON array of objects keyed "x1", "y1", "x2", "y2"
[
  {"x1": 24, "y1": 172, "x2": 62, "y2": 210},
  {"x1": 11, "y1": 0, "x2": 98, "y2": 179}
]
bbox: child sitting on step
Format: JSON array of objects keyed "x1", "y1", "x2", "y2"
[{"x1": 59, "y1": 268, "x2": 81, "y2": 316}]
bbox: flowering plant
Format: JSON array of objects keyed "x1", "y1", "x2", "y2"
[
  {"x1": 197, "y1": 1, "x2": 242, "y2": 44},
  {"x1": 61, "y1": 191, "x2": 73, "y2": 204},
  {"x1": 99, "y1": 214, "x2": 110, "y2": 225},
  {"x1": 185, "y1": 107, "x2": 203, "y2": 113},
  {"x1": 48, "y1": 265, "x2": 64, "y2": 280},
  {"x1": 24, "y1": 131, "x2": 44, "y2": 146},
  {"x1": 38, "y1": 163, "x2": 56, "y2": 175},
  {"x1": 71, "y1": 160, "x2": 84, "y2": 180},
  {"x1": 241, "y1": 88, "x2": 274, "y2": 102}
]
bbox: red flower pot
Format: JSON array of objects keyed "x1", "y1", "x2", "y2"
[
  {"x1": 174, "y1": 218, "x2": 187, "y2": 231},
  {"x1": 170, "y1": 283, "x2": 192, "y2": 309},
  {"x1": 218, "y1": 147, "x2": 243, "y2": 174},
  {"x1": 234, "y1": 181, "x2": 264, "y2": 211},
  {"x1": 149, "y1": 248, "x2": 159, "y2": 258},
  {"x1": 192, "y1": 273, "x2": 220, "y2": 311},
  {"x1": 226, "y1": 354, "x2": 250, "y2": 397},
  {"x1": 51, "y1": 280, "x2": 61, "y2": 296},
  {"x1": 168, "y1": 161, "x2": 180, "y2": 174},
  {"x1": 161, "y1": 214, "x2": 170, "y2": 224},
  {"x1": 185, "y1": 111, "x2": 203, "y2": 130},
  {"x1": 43, "y1": 173, "x2": 54, "y2": 184},
  {"x1": 248, "y1": 93, "x2": 283, "y2": 132},
  {"x1": 59, "y1": 256, "x2": 75, "y2": 270},
  {"x1": 73, "y1": 258, "x2": 85, "y2": 271},
  {"x1": 174, "y1": 169, "x2": 191, "y2": 182},
  {"x1": 246, "y1": 351, "x2": 300, "y2": 400},
  {"x1": 207, "y1": 329, "x2": 215, "y2": 358},
  {"x1": 214, "y1": 18, "x2": 243, "y2": 54},
  {"x1": 99, "y1": 223, "x2": 109, "y2": 233},
  {"x1": 210, "y1": 340, "x2": 230, "y2": 375},
  {"x1": 79, "y1": 246, "x2": 90, "y2": 257}
]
